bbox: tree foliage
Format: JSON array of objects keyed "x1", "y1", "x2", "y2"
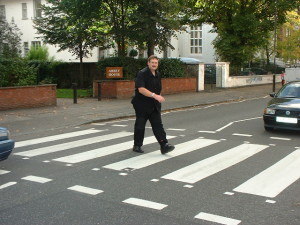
[
  {"x1": 0, "y1": 19, "x2": 22, "y2": 58},
  {"x1": 187, "y1": 0, "x2": 300, "y2": 67},
  {"x1": 34, "y1": 0, "x2": 109, "y2": 86},
  {"x1": 129, "y1": 0, "x2": 185, "y2": 57},
  {"x1": 277, "y1": 10, "x2": 300, "y2": 66}
]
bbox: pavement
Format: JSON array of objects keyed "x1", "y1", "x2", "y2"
[{"x1": 0, "y1": 84, "x2": 280, "y2": 139}]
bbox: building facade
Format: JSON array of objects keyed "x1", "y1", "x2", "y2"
[{"x1": 0, "y1": 0, "x2": 217, "y2": 63}]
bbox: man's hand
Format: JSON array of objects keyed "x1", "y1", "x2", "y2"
[{"x1": 153, "y1": 94, "x2": 165, "y2": 103}]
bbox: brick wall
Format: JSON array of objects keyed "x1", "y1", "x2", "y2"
[
  {"x1": 0, "y1": 85, "x2": 57, "y2": 111},
  {"x1": 93, "y1": 77, "x2": 197, "y2": 99}
]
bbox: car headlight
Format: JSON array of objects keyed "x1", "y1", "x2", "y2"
[{"x1": 264, "y1": 108, "x2": 276, "y2": 115}]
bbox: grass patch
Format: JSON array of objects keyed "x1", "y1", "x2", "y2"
[{"x1": 56, "y1": 89, "x2": 92, "y2": 98}]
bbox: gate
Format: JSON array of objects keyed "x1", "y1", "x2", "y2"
[{"x1": 204, "y1": 64, "x2": 216, "y2": 90}]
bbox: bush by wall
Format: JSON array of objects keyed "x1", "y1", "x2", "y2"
[
  {"x1": 0, "y1": 58, "x2": 37, "y2": 87},
  {"x1": 97, "y1": 57, "x2": 185, "y2": 80}
]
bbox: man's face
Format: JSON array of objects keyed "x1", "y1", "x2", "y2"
[{"x1": 148, "y1": 59, "x2": 159, "y2": 71}]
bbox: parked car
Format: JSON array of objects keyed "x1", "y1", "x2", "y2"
[
  {"x1": 263, "y1": 81, "x2": 300, "y2": 131},
  {"x1": 0, "y1": 127, "x2": 15, "y2": 161}
]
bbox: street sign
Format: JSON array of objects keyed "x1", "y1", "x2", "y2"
[{"x1": 106, "y1": 67, "x2": 123, "y2": 79}]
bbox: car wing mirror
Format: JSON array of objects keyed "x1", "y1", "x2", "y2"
[{"x1": 269, "y1": 92, "x2": 276, "y2": 97}]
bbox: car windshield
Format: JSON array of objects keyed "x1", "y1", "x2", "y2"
[{"x1": 277, "y1": 83, "x2": 300, "y2": 98}]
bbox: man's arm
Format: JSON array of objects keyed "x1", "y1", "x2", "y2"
[{"x1": 138, "y1": 87, "x2": 165, "y2": 103}]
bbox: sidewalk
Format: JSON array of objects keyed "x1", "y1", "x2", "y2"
[{"x1": 0, "y1": 84, "x2": 278, "y2": 138}]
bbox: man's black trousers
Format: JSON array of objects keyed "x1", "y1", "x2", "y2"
[{"x1": 133, "y1": 106, "x2": 167, "y2": 147}]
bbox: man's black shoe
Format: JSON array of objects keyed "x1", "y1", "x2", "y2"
[
  {"x1": 132, "y1": 146, "x2": 144, "y2": 153},
  {"x1": 160, "y1": 143, "x2": 175, "y2": 154}
]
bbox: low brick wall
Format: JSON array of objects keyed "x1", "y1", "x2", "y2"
[
  {"x1": 0, "y1": 85, "x2": 57, "y2": 110},
  {"x1": 93, "y1": 77, "x2": 197, "y2": 99}
]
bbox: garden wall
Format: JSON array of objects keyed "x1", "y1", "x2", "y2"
[
  {"x1": 93, "y1": 77, "x2": 197, "y2": 99},
  {"x1": 0, "y1": 85, "x2": 57, "y2": 111}
]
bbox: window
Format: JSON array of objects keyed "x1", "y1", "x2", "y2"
[
  {"x1": 24, "y1": 42, "x2": 29, "y2": 56},
  {"x1": 0, "y1": 5, "x2": 6, "y2": 20},
  {"x1": 190, "y1": 26, "x2": 202, "y2": 54},
  {"x1": 33, "y1": 0, "x2": 42, "y2": 18},
  {"x1": 31, "y1": 41, "x2": 41, "y2": 49},
  {"x1": 22, "y1": 3, "x2": 28, "y2": 20}
]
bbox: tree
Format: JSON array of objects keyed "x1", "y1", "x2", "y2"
[
  {"x1": 187, "y1": 0, "x2": 300, "y2": 67},
  {"x1": 277, "y1": 10, "x2": 300, "y2": 66},
  {"x1": 0, "y1": 18, "x2": 22, "y2": 58},
  {"x1": 129, "y1": 0, "x2": 185, "y2": 57},
  {"x1": 102, "y1": 0, "x2": 137, "y2": 57},
  {"x1": 34, "y1": 0, "x2": 108, "y2": 87}
]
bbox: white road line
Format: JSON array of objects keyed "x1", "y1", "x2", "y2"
[
  {"x1": 233, "y1": 150, "x2": 300, "y2": 198},
  {"x1": 216, "y1": 117, "x2": 261, "y2": 132},
  {"x1": 21, "y1": 175, "x2": 52, "y2": 183},
  {"x1": 0, "y1": 182, "x2": 17, "y2": 190},
  {"x1": 198, "y1": 131, "x2": 217, "y2": 133},
  {"x1": 195, "y1": 212, "x2": 241, "y2": 225},
  {"x1": 162, "y1": 144, "x2": 268, "y2": 184},
  {"x1": 0, "y1": 170, "x2": 10, "y2": 175},
  {"x1": 232, "y1": 133, "x2": 252, "y2": 137},
  {"x1": 15, "y1": 129, "x2": 103, "y2": 148},
  {"x1": 112, "y1": 125, "x2": 127, "y2": 127},
  {"x1": 67, "y1": 185, "x2": 103, "y2": 195},
  {"x1": 167, "y1": 128, "x2": 186, "y2": 131},
  {"x1": 122, "y1": 198, "x2": 167, "y2": 210},
  {"x1": 270, "y1": 137, "x2": 291, "y2": 141},
  {"x1": 216, "y1": 122, "x2": 234, "y2": 132},
  {"x1": 53, "y1": 135, "x2": 175, "y2": 164},
  {"x1": 15, "y1": 131, "x2": 132, "y2": 157},
  {"x1": 103, "y1": 138, "x2": 219, "y2": 171}
]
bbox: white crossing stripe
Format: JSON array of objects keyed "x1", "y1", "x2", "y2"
[
  {"x1": 232, "y1": 133, "x2": 252, "y2": 137},
  {"x1": 162, "y1": 143, "x2": 269, "y2": 184},
  {"x1": 15, "y1": 131, "x2": 132, "y2": 157},
  {"x1": 21, "y1": 175, "x2": 52, "y2": 183},
  {"x1": 103, "y1": 138, "x2": 219, "y2": 171},
  {"x1": 195, "y1": 212, "x2": 241, "y2": 225},
  {"x1": 233, "y1": 150, "x2": 300, "y2": 198},
  {"x1": 270, "y1": 137, "x2": 291, "y2": 141},
  {"x1": 0, "y1": 170, "x2": 10, "y2": 175},
  {"x1": 53, "y1": 135, "x2": 175, "y2": 164},
  {"x1": 122, "y1": 197, "x2": 167, "y2": 210},
  {"x1": 167, "y1": 128, "x2": 186, "y2": 131},
  {"x1": 0, "y1": 182, "x2": 17, "y2": 190},
  {"x1": 15, "y1": 129, "x2": 103, "y2": 148},
  {"x1": 67, "y1": 185, "x2": 103, "y2": 195}
]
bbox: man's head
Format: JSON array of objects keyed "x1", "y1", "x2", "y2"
[{"x1": 147, "y1": 55, "x2": 159, "y2": 72}]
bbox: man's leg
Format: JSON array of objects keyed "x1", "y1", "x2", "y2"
[
  {"x1": 149, "y1": 110, "x2": 174, "y2": 154},
  {"x1": 133, "y1": 107, "x2": 148, "y2": 151}
]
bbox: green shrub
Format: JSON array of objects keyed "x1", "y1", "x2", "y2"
[
  {"x1": 159, "y1": 58, "x2": 184, "y2": 78},
  {"x1": 26, "y1": 45, "x2": 55, "y2": 61},
  {"x1": 0, "y1": 58, "x2": 37, "y2": 87}
]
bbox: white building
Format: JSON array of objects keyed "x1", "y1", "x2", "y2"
[{"x1": 0, "y1": 0, "x2": 217, "y2": 63}]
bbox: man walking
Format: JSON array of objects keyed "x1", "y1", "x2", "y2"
[{"x1": 131, "y1": 55, "x2": 175, "y2": 154}]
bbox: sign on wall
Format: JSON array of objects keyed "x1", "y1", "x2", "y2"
[{"x1": 106, "y1": 67, "x2": 123, "y2": 79}]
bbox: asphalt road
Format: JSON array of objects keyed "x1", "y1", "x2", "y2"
[{"x1": 1, "y1": 97, "x2": 300, "y2": 225}]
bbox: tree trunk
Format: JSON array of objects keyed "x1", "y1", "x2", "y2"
[{"x1": 147, "y1": 42, "x2": 155, "y2": 57}]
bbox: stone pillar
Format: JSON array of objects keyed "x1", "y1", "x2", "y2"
[
  {"x1": 216, "y1": 62, "x2": 230, "y2": 88},
  {"x1": 198, "y1": 63, "x2": 205, "y2": 91}
]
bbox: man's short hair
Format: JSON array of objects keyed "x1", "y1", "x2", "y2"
[{"x1": 148, "y1": 55, "x2": 159, "y2": 62}]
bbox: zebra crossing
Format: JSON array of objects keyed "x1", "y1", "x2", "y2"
[
  {"x1": 8, "y1": 127, "x2": 300, "y2": 199},
  {"x1": 1, "y1": 126, "x2": 300, "y2": 224}
]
